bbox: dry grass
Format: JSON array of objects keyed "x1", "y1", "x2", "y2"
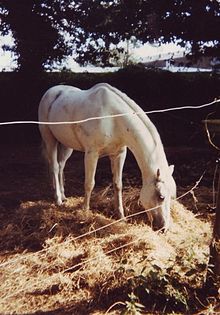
[{"x1": 0, "y1": 186, "x2": 213, "y2": 315}]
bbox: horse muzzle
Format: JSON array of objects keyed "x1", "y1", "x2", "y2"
[{"x1": 147, "y1": 211, "x2": 169, "y2": 232}]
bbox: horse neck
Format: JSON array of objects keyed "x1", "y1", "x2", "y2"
[
  {"x1": 125, "y1": 121, "x2": 168, "y2": 184},
  {"x1": 104, "y1": 83, "x2": 168, "y2": 181}
]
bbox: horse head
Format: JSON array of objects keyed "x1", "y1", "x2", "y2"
[{"x1": 140, "y1": 166, "x2": 176, "y2": 231}]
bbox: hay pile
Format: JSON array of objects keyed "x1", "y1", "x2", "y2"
[{"x1": 0, "y1": 188, "x2": 212, "y2": 314}]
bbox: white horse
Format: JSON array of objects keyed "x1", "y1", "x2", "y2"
[{"x1": 38, "y1": 83, "x2": 176, "y2": 230}]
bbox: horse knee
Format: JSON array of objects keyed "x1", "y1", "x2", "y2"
[
  {"x1": 113, "y1": 181, "x2": 122, "y2": 193},
  {"x1": 84, "y1": 179, "x2": 95, "y2": 193}
]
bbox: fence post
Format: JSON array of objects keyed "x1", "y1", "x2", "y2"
[
  {"x1": 204, "y1": 119, "x2": 220, "y2": 275},
  {"x1": 211, "y1": 166, "x2": 220, "y2": 275}
]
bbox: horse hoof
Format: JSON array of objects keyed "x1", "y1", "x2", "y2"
[
  {"x1": 56, "y1": 200, "x2": 63, "y2": 206},
  {"x1": 83, "y1": 206, "x2": 90, "y2": 211},
  {"x1": 119, "y1": 216, "x2": 127, "y2": 222}
]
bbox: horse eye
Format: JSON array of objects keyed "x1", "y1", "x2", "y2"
[{"x1": 159, "y1": 194, "x2": 165, "y2": 201}]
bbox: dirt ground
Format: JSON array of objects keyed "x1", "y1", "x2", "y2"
[{"x1": 0, "y1": 144, "x2": 219, "y2": 314}]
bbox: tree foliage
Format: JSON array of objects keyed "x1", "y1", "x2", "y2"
[
  {"x1": 74, "y1": 0, "x2": 220, "y2": 65},
  {"x1": 0, "y1": 0, "x2": 73, "y2": 73},
  {"x1": 156, "y1": 0, "x2": 220, "y2": 56},
  {"x1": 0, "y1": 0, "x2": 219, "y2": 71}
]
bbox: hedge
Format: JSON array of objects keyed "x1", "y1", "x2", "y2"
[{"x1": 0, "y1": 66, "x2": 219, "y2": 146}]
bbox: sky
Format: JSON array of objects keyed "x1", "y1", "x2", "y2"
[
  {"x1": 0, "y1": 33, "x2": 185, "y2": 72},
  {"x1": 0, "y1": 34, "x2": 17, "y2": 71}
]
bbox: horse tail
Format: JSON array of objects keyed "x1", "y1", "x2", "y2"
[
  {"x1": 40, "y1": 140, "x2": 48, "y2": 162},
  {"x1": 40, "y1": 139, "x2": 53, "y2": 185}
]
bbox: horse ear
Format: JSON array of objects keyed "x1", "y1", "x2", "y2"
[
  {"x1": 169, "y1": 165, "x2": 174, "y2": 175},
  {"x1": 156, "y1": 168, "x2": 161, "y2": 179}
]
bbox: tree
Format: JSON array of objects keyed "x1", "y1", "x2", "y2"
[
  {"x1": 73, "y1": 0, "x2": 220, "y2": 65},
  {"x1": 156, "y1": 0, "x2": 220, "y2": 57},
  {"x1": 0, "y1": 0, "x2": 219, "y2": 71},
  {"x1": 0, "y1": 0, "x2": 72, "y2": 73}
]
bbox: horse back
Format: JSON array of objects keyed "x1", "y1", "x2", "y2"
[{"x1": 38, "y1": 84, "x2": 128, "y2": 153}]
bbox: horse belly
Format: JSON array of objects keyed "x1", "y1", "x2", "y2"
[
  {"x1": 50, "y1": 124, "x2": 85, "y2": 151},
  {"x1": 51, "y1": 119, "x2": 123, "y2": 155}
]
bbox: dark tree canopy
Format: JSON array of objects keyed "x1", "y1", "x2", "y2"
[
  {"x1": 0, "y1": 0, "x2": 220, "y2": 71},
  {"x1": 156, "y1": 0, "x2": 220, "y2": 56},
  {"x1": 0, "y1": 0, "x2": 73, "y2": 73},
  {"x1": 74, "y1": 0, "x2": 220, "y2": 65}
]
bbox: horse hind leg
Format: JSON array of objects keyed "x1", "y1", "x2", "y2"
[
  {"x1": 110, "y1": 146, "x2": 127, "y2": 219},
  {"x1": 40, "y1": 127, "x2": 63, "y2": 205},
  {"x1": 49, "y1": 144, "x2": 63, "y2": 205},
  {"x1": 57, "y1": 144, "x2": 73, "y2": 202},
  {"x1": 83, "y1": 150, "x2": 99, "y2": 210}
]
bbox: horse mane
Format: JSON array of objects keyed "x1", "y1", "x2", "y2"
[{"x1": 95, "y1": 83, "x2": 162, "y2": 146}]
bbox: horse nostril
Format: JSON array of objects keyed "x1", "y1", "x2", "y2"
[{"x1": 152, "y1": 217, "x2": 166, "y2": 231}]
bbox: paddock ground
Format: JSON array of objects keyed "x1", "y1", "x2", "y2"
[{"x1": 0, "y1": 144, "x2": 219, "y2": 314}]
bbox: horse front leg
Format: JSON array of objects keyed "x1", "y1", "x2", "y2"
[
  {"x1": 110, "y1": 146, "x2": 127, "y2": 219},
  {"x1": 83, "y1": 150, "x2": 99, "y2": 210}
]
